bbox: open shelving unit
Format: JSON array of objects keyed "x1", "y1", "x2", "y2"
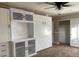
[{"x1": 11, "y1": 21, "x2": 34, "y2": 41}]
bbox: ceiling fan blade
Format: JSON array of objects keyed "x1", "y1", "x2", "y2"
[
  {"x1": 44, "y1": 6, "x2": 55, "y2": 9},
  {"x1": 62, "y1": 5, "x2": 71, "y2": 7},
  {"x1": 45, "y1": 2, "x2": 55, "y2": 5},
  {"x1": 62, "y1": 2, "x2": 69, "y2": 4}
]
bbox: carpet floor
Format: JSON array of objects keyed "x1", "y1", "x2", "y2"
[{"x1": 33, "y1": 44, "x2": 79, "y2": 57}]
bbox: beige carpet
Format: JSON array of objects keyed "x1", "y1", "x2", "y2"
[{"x1": 33, "y1": 44, "x2": 79, "y2": 57}]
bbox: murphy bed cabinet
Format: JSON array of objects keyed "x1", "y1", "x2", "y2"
[
  {"x1": 10, "y1": 8, "x2": 36, "y2": 57},
  {"x1": 34, "y1": 14, "x2": 52, "y2": 52}
]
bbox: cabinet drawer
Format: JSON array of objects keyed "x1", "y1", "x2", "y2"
[
  {"x1": 0, "y1": 42, "x2": 8, "y2": 47},
  {"x1": 0, "y1": 49, "x2": 8, "y2": 52},
  {"x1": 0, "y1": 42, "x2": 9, "y2": 57},
  {"x1": 1, "y1": 54, "x2": 9, "y2": 57},
  {"x1": 0, "y1": 42, "x2": 9, "y2": 50},
  {"x1": 0, "y1": 50, "x2": 9, "y2": 57},
  {"x1": 0, "y1": 46, "x2": 8, "y2": 50}
]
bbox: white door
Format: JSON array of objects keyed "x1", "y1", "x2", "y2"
[
  {"x1": 70, "y1": 19, "x2": 79, "y2": 47},
  {"x1": 34, "y1": 14, "x2": 52, "y2": 52}
]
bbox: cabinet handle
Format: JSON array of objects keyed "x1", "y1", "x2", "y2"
[
  {"x1": 1, "y1": 50, "x2": 6, "y2": 52},
  {"x1": 1, "y1": 45, "x2": 6, "y2": 47},
  {"x1": 1, "y1": 55, "x2": 7, "y2": 57}
]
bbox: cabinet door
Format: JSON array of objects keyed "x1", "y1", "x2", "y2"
[
  {"x1": 28, "y1": 40, "x2": 35, "y2": 55},
  {"x1": 24, "y1": 10, "x2": 33, "y2": 22},
  {"x1": 15, "y1": 42, "x2": 25, "y2": 57},
  {"x1": 10, "y1": 8, "x2": 24, "y2": 20},
  {"x1": 0, "y1": 8, "x2": 10, "y2": 42},
  {"x1": 24, "y1": 14, "x2": 33, "y2": 21},
  {"x1": 13, "y1": 12, "x2": 24, "y2": 20}
]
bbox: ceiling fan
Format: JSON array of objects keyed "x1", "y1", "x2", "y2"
[{"x1": 44, "y1": 2, "x2": 71, "y2": 10}]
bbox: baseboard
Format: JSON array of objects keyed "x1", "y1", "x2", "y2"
[
  {"x1": 36, "y1": 46, "x2": 53, "y2": 53},
  {"x1": 29, "y1": 53, "x2": 37, "y2": 57}
]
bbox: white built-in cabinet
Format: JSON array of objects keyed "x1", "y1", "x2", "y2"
[
  {"x1": 34, "y1": 14, "x2": 53, "y2": 52},
  {"x1": 0, "y1": 7, "x2": 53, "y2": 57},
  {"x1": 0, "y1": 8, "x2": 11, "y2": 57},
  {"x1": 10, "y1": 8, "x2": 34, "y2": 41},
  {"x1": 10, "y1": 8, "x2": 53, "y2": 56},
  {"x1": 10, "y1": 8, "x2": 36, "y2": 57}
]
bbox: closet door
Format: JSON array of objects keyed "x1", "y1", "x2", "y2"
[
  {"x1": 0, "y1": 8, "x2": 10, "y2": 42},
  {"x1": 70, "y1": 19, "x2": 79, "y2": 47}
]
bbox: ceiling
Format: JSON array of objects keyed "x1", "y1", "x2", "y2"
[{"x1": 2, "y1": 2, "x2": 79, "y2": 16}]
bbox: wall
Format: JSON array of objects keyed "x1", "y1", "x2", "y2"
[{"x1": 53, "y1": 17, "x2": 60, "y2": 44}]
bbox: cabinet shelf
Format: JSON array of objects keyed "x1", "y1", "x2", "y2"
[
  {"x1": 12, "y1": 37, "x2": 34, "y2": 43},
  {"x1": 12, "y1": 20, "x2": 33, "y2": 23}
]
